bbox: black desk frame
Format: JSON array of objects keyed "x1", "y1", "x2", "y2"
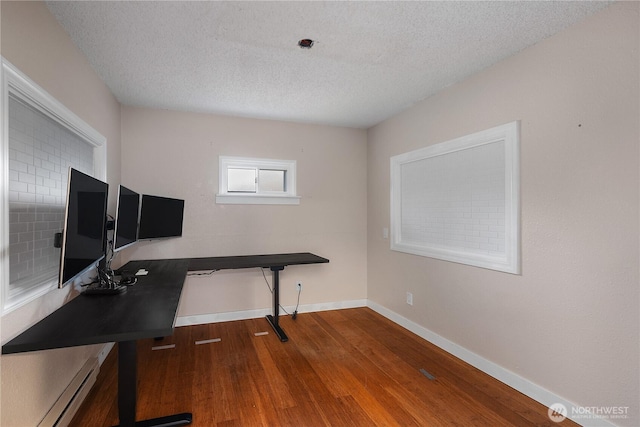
[
  {"x1": 266, "y1": 265, "x2": 287, "y2": 341},
  {"x1": 118, "y1": 340, "x2": 191, "y2": 427},
  {"x1": 2, "y1": 253, "x2": 328, "y2": 427},
  {"x1": 186, "y1": 253, "x2": 330, "y2": 342},
  {"x1": 2, "y1": 259, "x2": 193, "y2": 427}
]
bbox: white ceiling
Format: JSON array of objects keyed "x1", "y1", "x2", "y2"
[{"x1": 46, "y1": 1, "x2": 612, "y2": 129}]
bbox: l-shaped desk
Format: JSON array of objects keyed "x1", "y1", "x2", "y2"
[
  {"x1": 188, "y1": 253, "x2": 329, "y2": 342},
  {"x1": 2, "y1": 252, "x2": 329, "y2": 427}
]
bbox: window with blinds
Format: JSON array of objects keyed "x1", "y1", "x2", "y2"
[
  {"x1": 390, "y1": 122, "x2": 520, "y2": 274},
  {"x1": 1, "y1": 58, "x2": 106, "y2": 313}
]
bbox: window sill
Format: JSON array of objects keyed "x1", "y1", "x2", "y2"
[
  {"x1": 215, "y1": 194, "x2": 301, "y2": 205},
  {"x1": 3, "y1": 270, "x2": 58, "y2": 315}
]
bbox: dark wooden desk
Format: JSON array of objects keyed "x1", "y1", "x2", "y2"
[
  {"x1": 186, "y1": 252, "x2": 329, "y2": 342},
  {"x1": 2, "y1": 259, "x2": 192, "y2": 427},
  {"x1": 1, "y1": 252, "x2": 329, "y2": 426}
]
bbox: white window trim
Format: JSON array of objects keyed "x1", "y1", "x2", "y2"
[
  {"x1": 390, "y1": 121, "x2": 520, "y2": 274},
  {"x1": 0, "y1": 57, "x2": 107, "y2": 315},
  {"x1": 216, "y1": 156, "x2": 300, "y2": 205}
]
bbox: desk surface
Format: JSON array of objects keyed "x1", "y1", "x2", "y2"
[
  {"x1": 2, "y1": 259, "x2": 189, "y2": 355},
  {"x1": 186, "y1": 252, "x2": 329, "y2": 272}
]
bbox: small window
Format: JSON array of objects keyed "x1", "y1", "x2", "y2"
[
  {"x1": 258, "y1": 169, "x2": 286, "y2": 193},
  {"x1": 228, "y1": 168, "x2": 257, "y2": 192},
  {"x1": 216, "y1": 156, "x2": 299, "y2": 205}
]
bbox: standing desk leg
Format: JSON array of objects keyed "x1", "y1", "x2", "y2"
[
  {"x1": 118, "y1": 340, "x2": 137, "y2": 427},
  {"x1": 265, "y1": 266, "x2": 288, "y2": 342},
  {"x1": 115, "y1": 340, "x2": 192, "y2": 427}
]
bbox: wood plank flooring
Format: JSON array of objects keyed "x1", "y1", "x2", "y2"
[{"x1": 69, "y1": 308, "x2": 577, "y2": 426}]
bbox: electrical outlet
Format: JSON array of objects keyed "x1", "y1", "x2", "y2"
[
  {"x1": 296, "y1": 281, "x2": 302, "y2": 291},
  {"x1": 406, "y1": 292, "x2": 413, "y2": 306}
]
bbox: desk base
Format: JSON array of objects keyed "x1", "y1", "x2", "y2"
[
  {"x1": 266, "y1": 315, "x2": 288, "y2": 342},
  {"x1": 115, "y1": 413, "x2": 192, "y2": 427},
  {"x1": 118, "y1": 340, "x2": 192, "y2": 427}
]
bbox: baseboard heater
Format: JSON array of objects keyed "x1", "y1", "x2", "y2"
[{"x1": 38, "y1": 357, "x2": 100, "y2": 427}]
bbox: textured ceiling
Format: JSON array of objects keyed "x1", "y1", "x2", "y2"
[{"x1": 46, "y1": 1, "x2": 612, "y2": 129}]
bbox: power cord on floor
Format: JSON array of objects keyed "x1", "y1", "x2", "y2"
[{"x1": 292, "y1": 286, "x2": 301, "y2": 320}]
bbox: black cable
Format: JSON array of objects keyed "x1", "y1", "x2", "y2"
[
  {"x1": 261, "y1": 268, "x2": 295, "y2": 317},
  {"x1": 106, "y1": 238, "x2": 114, "y2": 271},
  {"x1": 261, "y1": 267, "x2": 272, "y2": 293},
  {"x1": 187, "y1": 269, "x2": 218, "y2": 277},
  {"x1": 292, "y1": 285, "x2": 301, "y2": 320}
]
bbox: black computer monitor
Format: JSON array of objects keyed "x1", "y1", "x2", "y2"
[
  {"x1": 113, "y1": 185, "x2": 140, "y2": 252},
  {"x1": 58, "y1": 168, "x2": 109, "y2": 288},
  {"x1": 138, "y1": 194, "x2": 184, "y2": 239}
]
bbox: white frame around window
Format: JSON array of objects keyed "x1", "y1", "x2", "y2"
[
  {"x1": 0, "y1": 57, "x2": 107, "y2": 315},
  {"x1": 390, "y1": 121, "x2": 520, "y2": 274},
  {"x1": 216, "y1": 156, "x2": 300, "y2": 205}
]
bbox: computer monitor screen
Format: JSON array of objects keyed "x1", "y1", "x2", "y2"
[
  {"x1": 58, "y1": 168, "x2": 109, "y2": 288},
  {"x1": 138, "y1": 194, "x2": 184, "y2": 239},
  {"x1": 113, "y1": 185, "x2": 140, "y2": 252}
]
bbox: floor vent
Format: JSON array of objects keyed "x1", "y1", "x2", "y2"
[
  {"x1": 38, "y1": 357, "x2": 99, "y2": 427},
  {"x1": 195, "y1": 338, "x2": 221, "y2": 345},
  {"x1": 419, "y1": 368, "x2": 436, "y2": 380},
  {"x1": 152, "y1": 344, "x2": 176, "y2": 351}
]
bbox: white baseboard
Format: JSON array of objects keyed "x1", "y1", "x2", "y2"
[
  {"x1": 97, "y1": 342, "x2": 115, "y2": 366},
  {"x1": 175, "y1": 299, "x2": 367, "y2": 327},
  {"x1": 366, "y1": 300, "x2": 620, "y2": 427},
  {"x1": 38, "y1": 357, "x2": 99, "y2": 427}
]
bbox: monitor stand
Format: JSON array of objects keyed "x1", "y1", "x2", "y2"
[{"x1": 82, "y1": 268, "x2": 128, "y2": 296}]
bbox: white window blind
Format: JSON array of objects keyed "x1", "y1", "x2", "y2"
[
  {"x1": 1, "y1": 58, "x2": 106, "y2": 314},
  {"x1": 8, "y1": 95, "x2": 95, "y2": 294},
  {"x1": 390, "y1": 121, "x2": 520, "y2": 274}
]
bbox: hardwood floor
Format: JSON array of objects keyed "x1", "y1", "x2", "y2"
[{"x1": 69, "y1": 308, "x2": 577, "y2": 426}]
